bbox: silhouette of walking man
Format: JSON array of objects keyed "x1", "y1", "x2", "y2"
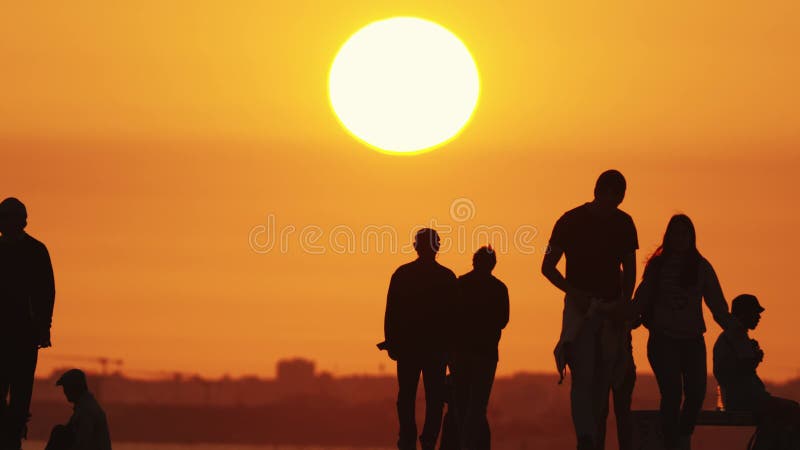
[
  {"x1": 452, "y1": 246, "x2": 509, "y2": 450},
  {"x1": 384, "y1": 228, "x2": 457, "y2": 450},
  {"x1": 0, "y1": 198, "x2": 56, "y2": 450},
  {"x1": 542, "y1": 171, "x2": 638, "y2": 450}
]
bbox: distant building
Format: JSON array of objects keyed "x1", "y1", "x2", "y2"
[{"x1": 276, "y1": 358, "x2": 316, "y2": 386}]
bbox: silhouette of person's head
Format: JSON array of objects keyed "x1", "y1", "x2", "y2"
[
  {"x1": 0, "y1": 197, "x2": 27, "y2": 237},
  {"x1": 593, "y1": 170, "x2": 626, "y2": 210},
  {"x1": 56, "y1": 368, "x2": 89, "y2": 404},
  {"x1": 644, "y1": 214, "x2": 701, "y2": 284},
  {"x1": 661, "y1": 214, "x2": 696, "y2": 255},
  {"x1": 731, "y1": 294, "x2": 764, "y2": 330},
  {"x1": 414, "y1": 228, "x2": 440, "y2": 261},
  {"x1": 472, "y1": 246, "x2": 496, "y2": 274}
]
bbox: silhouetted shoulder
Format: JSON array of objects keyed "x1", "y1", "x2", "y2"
[
  {"x1": 393, "y1": 261, "x2": 418, "y2": 276},
  {"x1": 615, "y1": 208, "x2": 634, "y2": 224},
  {"x1": 23, "y1": 233, "x2": 50, "y2": 252},
  {"x1": 491, "y1": 275, "x2": 508, "y2": 291},
  {"x1": 458, "y1": 272, "x2": 507, "y2": 291},
  {"x1": 434, "y1": 262, "x2": 457, "y2": 279},
  {"x1": 698, "y1": 256, "x2": 719, "y2": 281},
  {"x1": 549, "y1": 204, "x2": 590, "y2": 247},
  {"x1": 392, "y1": 260, "x2": 455, "y2": 280},
  {"x1": 556, "y1": 203, "x2": 590, "y2": 223}
]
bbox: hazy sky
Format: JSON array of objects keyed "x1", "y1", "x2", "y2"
[{"x1": 2, "y1": 1, "x2": 799, "y2": 381}]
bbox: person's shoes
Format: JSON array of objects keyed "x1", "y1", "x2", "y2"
[{"x1": 577, "y1": 435, "x2": 593, "y2": 450}]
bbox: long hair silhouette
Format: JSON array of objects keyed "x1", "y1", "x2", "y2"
[{"x1": 643, "y1": 214, "x2": 701, "y2": 288}]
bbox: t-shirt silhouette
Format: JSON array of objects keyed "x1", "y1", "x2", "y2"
[{"x1": 549, "y1": 203, "x2": 638, "y2": 304}]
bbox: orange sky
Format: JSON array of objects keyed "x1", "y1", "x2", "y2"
[{"x1": 1, "y1": 1, "x2": 799, "y2": 381}]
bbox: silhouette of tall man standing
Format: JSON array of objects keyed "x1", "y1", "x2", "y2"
[
  {"x1": 542, "y1": 171, "x2": 638, "y2": 450},
  {"x1": 384, "y1": 228, "x2": 457, "y2": 450},
  {"x1": 0, "y1": 198, "x2": 56, "y2": 450},
  {"x1": 452, "y1": 247, "x2": 509, "y2": 450}
]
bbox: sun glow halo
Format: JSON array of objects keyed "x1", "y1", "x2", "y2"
[{"x1": 328, "y1": 17, "x2": 480, "y2": 154}]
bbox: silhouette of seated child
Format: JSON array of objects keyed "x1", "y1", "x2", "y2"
[{"x1": 713, "y1": 294, "x2": 800, "y2": 448}]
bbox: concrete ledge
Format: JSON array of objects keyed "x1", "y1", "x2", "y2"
[
  {"x1": 632, "y1": 409, "x2": 757, "y2": 426},
  {"x1": 632, "y1": 410, "x2": 756, "y2": 449}
]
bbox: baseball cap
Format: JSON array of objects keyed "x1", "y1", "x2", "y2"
[{"x1": 56, "y1": 369, "x2": 88, "y2": 388}]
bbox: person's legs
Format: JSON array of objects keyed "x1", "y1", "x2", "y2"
[
  {"x1": 648, "y1": 333, "x2": 682, "y2": 449},
  {"x1": 6, "y1": 342, "x2": 37, "y2": 450},
  {"x1": 613, "y1": 362, "x2": 636, "y2": 450},
  {"x1": 439, "y1": 370, "x2": 458, "y2": 450},
  {"x1": 450, "y1": 356, "x2": 471, "y2": 449},
  {"x1": 594, "y1": 382, "x2": 611, "y2": 450},
  {"x1": 678, "y1": 337, "x2": 706, "y2": 443},
  {"x1": 420, "y1": 354, "x2": 447, "y2": 450},
  {"x1": 568, "y1": 316, "x2": 602, "y2": 449},
  {"x1": 44, "y1": 424, "x2": 73, "y2": 450},
  {"x1": 439, "y1": 406, "x2": 458, "y2": 450},
  {"x1": 0, "y1": 342, "x2": 11, "y2": 450},
  {"x1": 397, "y1": 358, "x2": 423, "y2": 450},
  {"x1": 462, "y1": 357, "x2": 496, "y2": 450},
  {"x1": 478, "y1": 415, "x2": 491, "y2": 450}
]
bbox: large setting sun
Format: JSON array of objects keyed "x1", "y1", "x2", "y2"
[{"x1": 328, "y1": 17, "x2": 480, "y2": 154}]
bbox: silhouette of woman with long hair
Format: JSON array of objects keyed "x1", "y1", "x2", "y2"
[{"x1": 633, "y1": 214, "x2": 737, "y2": 450}]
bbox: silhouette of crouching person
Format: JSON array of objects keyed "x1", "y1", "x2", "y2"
[
  {"x1": 383, "y1": 229, "x2": 458, "y2": 450},
  {"x1": 45, "y1": 369, "x2": 111, "y2": 450}
]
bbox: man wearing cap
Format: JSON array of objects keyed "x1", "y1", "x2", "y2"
[
  {"x1": 0, "y1": 197, "x2": 56, "y2": 450},
  {"x1": 713, "y1": 295, "x2": 800, "y2": 427},
  {"x1": 383, "y1": 228, "x2": 458, "y2": 450},
  {"x1": 45, "y1": 369, "x2": 111, "y2": 450}
]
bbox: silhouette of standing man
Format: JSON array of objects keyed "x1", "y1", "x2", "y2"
[
  {"x1": 0, "y1": 198, "x2": 56, "y2": 450},
  {"x1": 542, "y1": 171, "x2": 638, "y2": 450},
  {"x1": 384, "y1": 228, "x2": 457, "y2": 450},
  {"x1": 452, "y1": 246, "x2": 509, "y2": 450}
]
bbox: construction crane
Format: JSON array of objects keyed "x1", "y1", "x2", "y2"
[{"x1": 49, "y1": 354, "x2": 124, "y2": 376}]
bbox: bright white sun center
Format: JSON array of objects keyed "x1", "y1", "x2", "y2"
[{"x1": 329, "y1": 17, "x2": 480, "y2": 154}]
